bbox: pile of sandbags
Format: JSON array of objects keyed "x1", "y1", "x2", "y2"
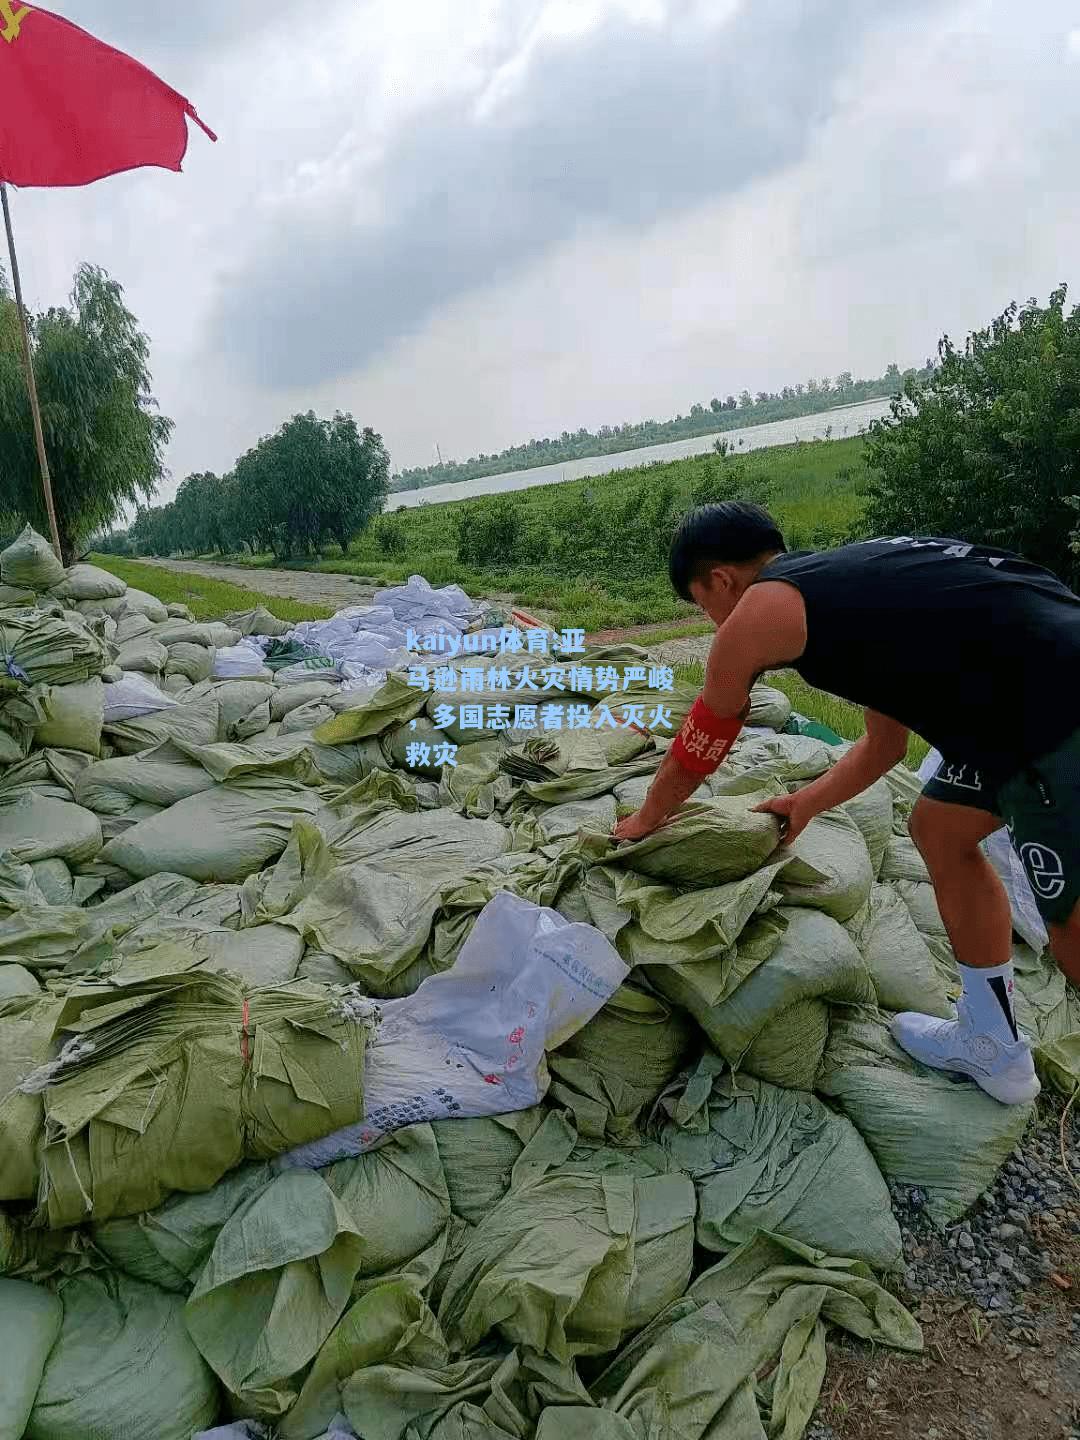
[{"x1": 1, "y1": 531, "x2": 1075, "y2": 1440}]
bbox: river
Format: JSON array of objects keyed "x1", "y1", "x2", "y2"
[{"x1": 386, "y1": 397, "x2": 892, "y2": 511}]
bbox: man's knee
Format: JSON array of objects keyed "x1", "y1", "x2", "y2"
[{"x1": 909, "y1": 796, "x2": 1000, "y2": 876}]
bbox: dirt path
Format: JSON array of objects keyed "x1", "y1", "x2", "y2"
[{"x1": 136, "y1": 557, "x2": 378, "y2": 611}]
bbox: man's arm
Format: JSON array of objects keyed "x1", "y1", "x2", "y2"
[
  {"x1": 613, "y1": 582, "x2": 806, "y2": 839},
  {"x1": 754, "y1": 708, "x2": 910, "y2": 843}
]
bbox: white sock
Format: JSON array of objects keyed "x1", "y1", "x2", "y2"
[{"x1": 958, "y1": 961, "x2": 1019, "y2": 1043}]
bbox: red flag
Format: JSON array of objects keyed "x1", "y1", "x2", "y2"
[{"x1": 0, "y1": 4, "x2": 216, "y2": 188}]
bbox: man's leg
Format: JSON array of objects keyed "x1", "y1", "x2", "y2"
[
  {"x1": 891, "y1": 791, "x2": 1040, "y2": 1105},
  {"x1": 1048, "y1": 907, "x2": 1080, "y2": 987},
  {"x1": 908, "y1": 795, "x2": 1010, "y2": 969}
]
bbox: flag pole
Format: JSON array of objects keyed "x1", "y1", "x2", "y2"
[{"x1": 1, "y1": 182, "x2": 63, "y2": 562}]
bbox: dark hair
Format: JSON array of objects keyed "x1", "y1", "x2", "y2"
[{"x1": 668, "y1": 501, "x2": 786, "y2": 601}]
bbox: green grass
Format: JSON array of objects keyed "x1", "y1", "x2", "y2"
[
  {"x1": 179, "y1": 435, "x2": 868, "y2": 631},
  {"x1": 674, "y1": 660, "x2": 930, "y2": 770},
  {"x1": 91, "y1": 556, "x2": 333, "y2": 623}
]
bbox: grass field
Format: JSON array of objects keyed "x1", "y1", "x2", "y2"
[
  {"x1": 198, "y1": 435, "x2": 868, "y2": 632},
  {"x1": 94, "y1": 557, "x2": 333, "y2": 622}
]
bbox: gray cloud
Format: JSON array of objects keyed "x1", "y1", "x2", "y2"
[{"x1": 208, "y1": 0, "x2": 927, "y2": 390}]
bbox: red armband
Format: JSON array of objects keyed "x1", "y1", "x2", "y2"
[{"x1": 670, "y1": 696, "x2": 744, "y2": 776}]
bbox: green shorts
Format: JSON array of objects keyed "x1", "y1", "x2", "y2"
[{"x1": 921, "y1": 727, "x2": 1080, "y2": 926}]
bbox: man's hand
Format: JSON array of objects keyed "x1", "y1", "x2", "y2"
[
  {"x1": 611, "y1": 809, "x2": 662, "y2": 843},
  {"x1": 753, "y1": 790, "x2": 818, "y2": 845}
]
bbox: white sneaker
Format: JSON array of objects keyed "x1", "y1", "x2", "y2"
[{"x1": 889, "y1": 999, "x2": 1041, "y2": 1106}]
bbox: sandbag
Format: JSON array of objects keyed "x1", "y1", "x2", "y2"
[
  {"x1": 102, "y1": 672, "x2": 178, "y2": 721},
  {"x1": 0, "y1": 525, "x2": 64, "y2": 590},
  {"x1": 227, "y1": 605, "x2": 292, "y2": 638},
  {"x1": 32, "y1": 678, "x2": 105, "y2": 755},
  {"x1": 271, "y1": 679, "x2": 341, "y2": 721},
  {"x1": 431, "y1": 1111, "x2": 544, "y2": 1226},
  {"x1": 548, "y1": 983, "x2": 698, "y2": 1141},
  {"x1": 695, "y1": 905, "x2": 874, "y2": 1089},
  {"x1": 747, "y1": 682, "x2": 792, "y2": 729},
  {"x1": 75, "y1": 746, "x2": 217, "y2": 816},
  {"x1": 25, "y1": 1272, "x2": 219, "y2": 1440},
  {"x1": 121, "y1": 586, "x2": 169, "y2": 622},
  {"x1": 316, "y1": 673, "x2": 428, "y2": 743},
  {"x1": 104, "y1": 691, "x2": 221, "y2": 754},
  {"x1": 880, "y1": 832, "x2": 930, "y2": 884},
  {"x1": 187, "y1": 1130, "x2": 451, "y2": 1418},
  {"x1": 0, "y1": 997, "x2": 62, "y2": 1201},
  {"x1": 0, "y1": 793, "x2": 102, "y2": 865},
  {"x1": 100, "y1": 774, "x2": 318, "y2": 882},
  {"x1": 776, "y1": 807, "x2": 873, "y2": 922},
  {"x1": 818, "y1": 1013, "x2": 1033, "y2": 1221},
  {"x1": 29, "y1": 956, "x2": 375, "y2": 1226},
  {"x1": 0, "y1": 1278, "x2": 63, "y2": 1440},
  {"x1": 653, "y1": 1054, "x2": 901, "y2": 1268},
  {"x1": 114, "y1": 635, "x2": 169, "y2": 673},
  {"x1": 0, "y1": 962, "x2": 40, "y2": 998},
  {"x1": 841, "y1": 778, "x2": 894, "y2": 877},
  {"x1": 847, "y1": 883, "x2": 955, "y2": 1017},
  {"x1": 594, "y1": 789, "x2": 782, "y2": 887},
  {"x1": 167, "y1": 640, "x2": 216, "y2": 683},
  {"x1": 48, "y1": 562, "x2": 127, "y2": 602},
  {"x1": 384, "y1": 716, "x2": 453, "y2": 776},
  {"x1": 438, "y1": 1164, "x2": 695, "y2": 1361},
  {"x1": 92, "y1": 1163, "x2": 275, "y2": 1293}
]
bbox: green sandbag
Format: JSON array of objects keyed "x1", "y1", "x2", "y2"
[
  {"x1": 892, "y1": 877, "x2": 948, "y2": 939},
  {"x1": 589, "y1": 788, "x2": 782, "y2": 888},
  {"x1": 0, "y1": 871, "x2": 198, "y2": 971},
  {"x1": 48, "y1": 562, "x2": 127, "y2": 602},
  {"x1": 25, "y1": 1272, "x2": 219, "y2": 1440},
  {"x1": 719, "y1": 731, "x2": 834, "y2": 789},
  {"x1": 186, "y1": 1128, "x2": 451, "y2": 1418},
  {"x1": 121, "y1": 587, "x2": 169, "y2": 622},
  {"x1": 100, "y1": 774, "x2": 319, "y2": 882},
  {"x1": 841, "y1": 778, "x2": 894, "y2": 877},
  {"x1": 384, "y1": 716, "x2": 453, "y2": 775},
  {"x1": 30, "y1": 955, "x2": 374, "y2": 1226},
  {"x1": 0, "y1": 793, "x2": 102, "y2": 865},
  {"x1": 846, "y1": 883, "x2": 954, "y2": 1017},
  {"x1": 653, "y1": 1054, "x2": 901, "y2": 1268},
  {"x1": 104, "y1": 691, "x2": 222, "y2": 755},
  {"x1": 343, "y1": 1335, "x2": 590, "y2": 1440},
  {"x1": 437, "y1": 738, "x2": 511, "y2": 817},
  {"x1": 548, "y1": 983, "x2": 699, "y2": 1141},
  {"x1": 92, "y1": 1162, "x2": 275, "y2": 1293},
  {"x1": 316, "y1": 673, "x2": 429, "y2": 744},
  {"x1": 33, "y1": 678, "x2": 105, "y2": 756},
  {"x1": 438, "y1": 1166, "x2": 695, "y2": 1361},
  {"x1": 1012, "y1": 942, "x2": 1080, "y2": 1092},
  {"x1": 747, "y1": 682, "x2": 792, "y2": 729},
  {"x1": 0, "y1": 962, "x2": 39, "y2": 998},
  {"x1": 227, "y1": 604, "x2": 292, "y2": 637},
  {"x1": 0, "y1": 1277, "x2": 63, "y2": 1440},
  {"x1": 880, "y1": 832, "x2": 930, "y2": 883},
  {"x1": 271, "y1": 679, "x2": 341, "y2": 720},
  {"x1": 818, "y1": 1013, "x2": 1033, "y2": 1221},
  {"x1": 0, "y1": 608, "x2": 110, "y2": 688},
  {"x1": 121, "y1": 915, "x2": 305, "y2": 985},
  {"x1": 166, "y1": 640, "x2": 215, "y2": 683},
  {"x1": 776, "y1": 808, "x2": 873, "y2": 922},
  {"x1": 0, "y1": 525, "x2": 64, "y2": 589},
  {"x1": 431, "y1": 1110, "x2": 545, "y2": 1225},
  {"x1": 586, "y1": 1233, "x2": 920, "y2": 1440},
  {"x1": 690, "y1": 905, "x2": 874, "y2": 1089},
  {"x1": 75, "y1": 745, "x2": 217, "y2": 816}
]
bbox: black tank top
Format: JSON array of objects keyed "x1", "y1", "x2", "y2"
[{"x1": 756, "y1": 537, "x2": 1080, "y2": 777}]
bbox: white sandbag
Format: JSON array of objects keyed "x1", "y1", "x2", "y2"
[
  {"x1": 103, "y1": 673, "x2": 179, "y2": 722},
  {"x1": 279, "y1": 891, "x2": 630, "y2": 1168},
  {"x1": 213, "y1": 639, "x2": 271, "y2": 679}
]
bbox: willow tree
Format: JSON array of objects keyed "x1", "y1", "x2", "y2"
[{"x1": 0, "y1": 263, "x2": 172, "y2": 562}]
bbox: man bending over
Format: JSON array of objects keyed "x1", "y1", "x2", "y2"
[{"x1": 613, "y1": 501, "x2": 1080, "y2": 1106}]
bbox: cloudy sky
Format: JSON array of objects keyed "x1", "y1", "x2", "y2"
[{"x1": 13, "y1": 0, "x2": 1080, "y2": 497}]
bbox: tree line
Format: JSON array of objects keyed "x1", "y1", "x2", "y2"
[
  {"x1": 391, "y1": 363, "x2": 935, "y2": 493},
  {"x1": 117, "y1": 414, "x2": 389, "y2": 561}
]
